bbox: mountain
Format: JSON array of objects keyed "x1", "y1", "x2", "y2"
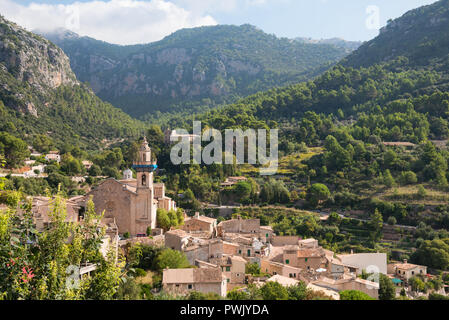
[
  {"x1": 0, "y1": 16, "x2": 145, "y2": 150},
  {"x1": 40, "y1": 24, "x2": 355, "y2": 119},
  {"x1": 184, "y1": 0, "x2": 449, "y2": 137},
  {"x1": 295, "y1": 37, "x2": 361, "y2": 51},
  {"x1": 343, "y1": 0, "x2": 449, "y2": 68}
]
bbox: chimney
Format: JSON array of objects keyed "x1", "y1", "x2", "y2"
[
  {"x1": 195, "y1": 212, "x2": 200, "y2": 218},
  {"x1": 350, "y1": 249, "x2": 354, "y2": 255},
  {"x1": 403, "y1": 259, "x2": 408, "y2": 264}
]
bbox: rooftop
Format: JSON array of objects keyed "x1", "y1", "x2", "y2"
[
  {"x1": 163, "y1": 267, "x2": 223, "y2": 284},
  {"x1": 267, "y1": 274, "x2": 299, "y2": 287}
]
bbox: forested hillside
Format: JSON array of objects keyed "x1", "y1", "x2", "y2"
[
  {"x1": 180, "y1": 1, "x2": 449, "y2": 142},
  {"x1": 0, "y1": 16, "x2": 145, "y2": 150},
  {"x1": 343, "y1": 0, "x2": 449, "y2": 68},
  {"x1": 41, "y1": 24, "x2": 354, "y2": 118}
]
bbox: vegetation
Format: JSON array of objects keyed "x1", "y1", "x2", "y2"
[
  {"x1": 339, "y1": 290, "x2": 375, "y2": 300},
  {"x1": 46, "y1": 24, "x2": 354, "y2": 118},
  {"x1": 0, "y1": 191, "x2": 122, "y2": 299}
]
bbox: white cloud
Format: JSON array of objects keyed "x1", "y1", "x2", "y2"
[
  {"x1": 172, "y1": 0, "x2": 268, "y2": 14},
  {"x1": 0, "y1": 0, "x2": 218, "y2": 45}
]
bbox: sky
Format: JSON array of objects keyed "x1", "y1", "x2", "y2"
[{"x1": 0, "y1": 0, "x2": 439, "y2": 45}]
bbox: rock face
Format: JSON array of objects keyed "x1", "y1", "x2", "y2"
[
  {"x1": 0, "y1": 16, "x2": 144, "y2": 149},
  {"x1": 343, "y1": 0, "x2": 449, "y2": 68},
  {"x1": 0, "y1": 17, "x2": 77, "y2": 93},
  {"x1": 41, "y1": 24, "x2": 354, "y2": 118}
]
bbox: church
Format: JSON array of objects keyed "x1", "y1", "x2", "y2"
[{"x1": 86, "y1": 137, "x2": 176, "y2": 237}]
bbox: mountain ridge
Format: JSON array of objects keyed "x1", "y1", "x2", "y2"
[
  {"x1": 342, "y1": 0, "x2": 449, "y2": 68},
  {"x1": 0, "y1": 15, "x2": 145, "y2": 150},
  {"x1": 40, "y1": 24, "x2": 356, "y2": 118}
]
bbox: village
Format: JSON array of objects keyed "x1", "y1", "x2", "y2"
[{"x1": 14, "y1": 137, "x2": 441, "y2": 301}]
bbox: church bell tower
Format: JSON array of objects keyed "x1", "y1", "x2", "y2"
[
  {"x1": 133, "y1": 136, "x2": 158, "y2": 189},
  {"x1": 132, "y1": 136, "x2": 158, "y2": 230}
]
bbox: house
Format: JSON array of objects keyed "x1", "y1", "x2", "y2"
[
  {"x1": 260, "y1": 259, "x2": 303, "y2": 280},
  {"x1": 217, "y1": 216, "x2": 273, "y2": 243},
  {"x1": 162, "y1": 267, "x2": 227, "y2": 297},
  {"x1": 24, "y1": 159, "x2": 36, "y2": 166},
  {"x1": 82, "y1": 160, "x2": 93, "y2": 170},
  {"x1": 390, "y1": 260, "x2": 427, "y2": 281},
  {"x1": 271, "y1": 236, "x2": 301, "y2": 247},
  {"x1": 165, "y1": 229, "x2": 194, "y2": 251},
  {"x1": 154, "y1": 183, "x2": 177, "y2": 211},
  {"x1": 165, "y1": 233, "x2": 238, "y2": 265},
  {"x1": 298, "y1": 238, "x2": 319, "y2": 249},
  {"x1": 182, "y1": 212, "x2": 217, "y2": 234},
  {"x1": 337, "y1": 252, "x2": 387, "y2": 275},
  {"x1": 217, "y1": 216, "x2": 260, "y2": 235},
  {"x1": 29, "y1": 196, "x2": 81, "y2": 231},
  {"x1": 164, "y1": 129, "x2": 200, "y2": 144},
  {"x1": 207, "y1": 255, "x2": 247, "y2": 291},
  {"x1": 283, "y1": 246, "x2": 326, "y2": 272},
  {"x1": 307, "y1": 283, "x2": 340, "y2": 300},
  {"x1": 45, "y1": 153, "x2": 61, "y2": 163},
  {"x1": 260, "y1": 226, "x2": 274, "y2": 243},
  {"x1": 312, "y1": 276, "x2": 379, "y2": 299},
  {"x1": 267, "y1": 274, "x2": 299, "y2": 287},
  {"x1": 220, "y1": 176, "x2": 248, "y2": 187},
  {"x1": 382, "y1": 142, "x2": 416, "y2": 149}
]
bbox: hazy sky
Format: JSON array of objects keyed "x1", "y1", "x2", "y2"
[{"x1": 0, "y1": 0, "x2": 438, "y2": 45}]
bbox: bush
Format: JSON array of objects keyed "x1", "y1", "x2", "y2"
[
  {"x1": 227, "y1": 289, "x2": 250, "y2": 300},
  {"x1": 259, "y1": 281, "x2": 289, "y2": 300},
  {"x1": 133, "y1": 268, "x2": 147, "y2": 277},
  {"x1": 429, "y1": 293, "x2": 449, "y2": 300},
  {"x1": 155, "y1": 249, "x2": 190, "y2": 271},
  {"x1": 339, "y1": 290, "x2": 375, "y2": 300},
  {"x1": 387, "y1": 216, "x2": 397, "y2": 226},
  {"x1": 399, "y1": 171, "x2": 418, "y2": 185}
]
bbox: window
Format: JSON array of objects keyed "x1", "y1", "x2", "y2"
[
  {"x1": 238, "y1": 250, "x2": 242, "y2": 254},
  {"x1": 226, "y1": 266, "x2": 230, "y2": 272},
  {"x1": 305, "y1": 258, "x2": 308, "y2": 262},
  {"x1": 286, "y1": 259, "x2": 290, "y2": 265},
  {"x1": 420, "y1": 270, "x2": 423, "y2": 274},
  {"x1": 412, "y1": 271, "x2": 414, "y2": 275},
  {"x1": 266, "y1": 233, "x2": 269, "y2": 238},
  {"x1": 247, "y1": 249, "x2": 251, "y2": 256},
  {"x1": 188, "y1": 284, "x2": 192, "y2": 290},
  {"x1": 227, "y1": 279, "x2": 230, "y2": 283},
  {"x1": 141, "y1": 174, "x2": 146, "y2": 186}
]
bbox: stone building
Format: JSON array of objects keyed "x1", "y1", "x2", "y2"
[
  {"x1": 86, "y1": 137, "x2": 175, "y2": 237},
  {"x1": 162, "y1": 267, "x2": 227, "y2": 297},
  {"x1": 337, "y1": 252, "x2": 387, "y2": 275},
  {"x1": 389, "y1": 260, "x2": 427, "y2": 281},
  {"x1": 217, "y1": 216, "x2": 273, "y2": 244},
  {"x1": 182, "y1": 212, "x2": 217, "y2": 235},
  {"x1": 312, "y1": 276, "x2": 379, "y2": 299}
]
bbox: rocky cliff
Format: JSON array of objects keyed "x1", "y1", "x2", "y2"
[
  {"x1": 0, "y1": 16, "x2": 144, "y2": 149},
  {"x1": 42, "y1": 24, "x2": 355, "y2": 118}
]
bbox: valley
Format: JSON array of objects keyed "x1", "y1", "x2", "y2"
[{"x1": 1, "y1": 0, "x2": 449, "y2": 302}]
